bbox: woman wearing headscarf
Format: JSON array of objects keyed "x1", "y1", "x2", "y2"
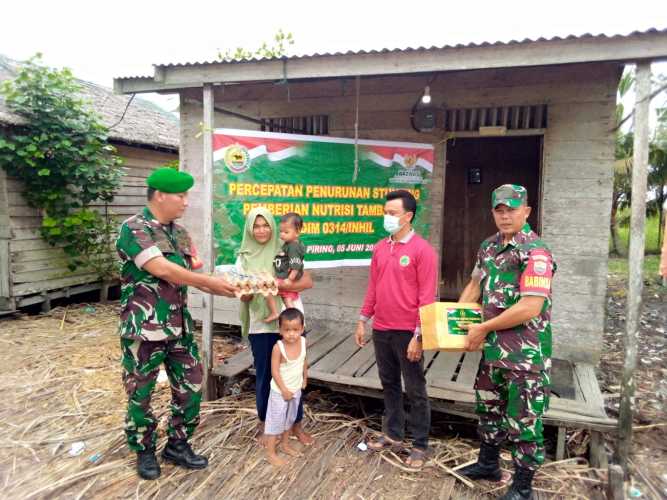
[{"x1": 237, "y1": 207, "x2": 314, "y2": 446}]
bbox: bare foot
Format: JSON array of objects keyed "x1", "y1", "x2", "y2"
[
  {"x1": 280, "y1": 444, "x2": 302, "y2": 457},
  {"x1": 263, "y1": 312, "x2": 280, "y2": 323},
  {"x1": 255, "y1": 422, "x2": 267, "y2": 448},
  {"x1": 267, "y1": 452, "x2": 287, "y2": 467},
  {"x1": 291, "y1": 425, "x2": 315, "y2": 446}
]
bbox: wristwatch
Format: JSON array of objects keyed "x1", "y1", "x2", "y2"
[{"x1": 413, "y1": 332, "x2": 422, "y2": 342}]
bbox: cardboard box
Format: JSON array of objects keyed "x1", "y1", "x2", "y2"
[{"x1": 419, "y1": 302, "x2": 482, "y2": 351}]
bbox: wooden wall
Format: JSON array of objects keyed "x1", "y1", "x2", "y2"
[
  {"x1": 0, "y1": 142, "x2": 177, "y2": 309},
  {"x1": 0, "y1": 130, "x2": 11, "y2": 309},
  {"x1": 181, "y1": 62, "x2": 620, "y2": 364}
]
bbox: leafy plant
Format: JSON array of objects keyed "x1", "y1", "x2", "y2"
[
  {"x1": 218, "y1": 29, "x2": 295, "y2": 61},
  {"x1": 0, "y1": 55, "x2": 123, "y2": 279}
]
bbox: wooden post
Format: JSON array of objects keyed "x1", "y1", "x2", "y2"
[
  {"x1": 606, "y1": 464, "x2": 625, "y2": 500},
  {"x1": 662, "y1": 204, "x2": 667, "y2": 287},
  {"x1": 201, "y1": 83, "x2": 216, "y2": 400},
  {"x1": 615, "y1": 61, "x2": 651, "y2": 475}
]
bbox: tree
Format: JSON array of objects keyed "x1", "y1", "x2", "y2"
[
  {"x1": 0, "y1": 55, "x2": 123, "y2": 281},
  {"x1": 611, "y1": 69, "x2": 667, "y2": 255},
  {"x1": 649, "y1": 125, "x2": 667, "y2": 248},
  {"x1": 611, "y1": 71, "x2": 635, "y2": 256}
]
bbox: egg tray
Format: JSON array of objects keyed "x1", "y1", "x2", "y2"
[{"x1": 222, "y1": 269, "x2": 279, "y2": 297}]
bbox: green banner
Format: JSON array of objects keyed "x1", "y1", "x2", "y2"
[{"x1": 212, "y1": 129, "x2": 434, "y2": 268}]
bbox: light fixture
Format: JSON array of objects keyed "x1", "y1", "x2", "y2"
[{"x1": 421, "y1": 86, "x2": 431, "y2": 104}]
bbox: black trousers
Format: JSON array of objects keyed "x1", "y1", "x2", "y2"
[{"x1": 373, "y1": 329, "x2": 431, "y2": 449}]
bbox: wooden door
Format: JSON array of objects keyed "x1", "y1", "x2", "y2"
[{"x1": 440, "y1": 136, "x2": 542, "y2": 299}]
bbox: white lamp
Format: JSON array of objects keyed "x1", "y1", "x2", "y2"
[{"x1": 421, "y1": 86, "x2": 431, "y2": 105}]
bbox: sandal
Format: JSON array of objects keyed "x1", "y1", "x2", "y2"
[
  {"x1": 404, "y1": 447, "x2": 427, "y2": 470},
  {"x1": 367, "y1": 435, "x2": 402, "y2": 452}
]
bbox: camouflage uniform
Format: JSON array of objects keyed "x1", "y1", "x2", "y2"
[
  {"x1": 472, "y1": 222, "x2": 556, "y2": 470},
  {"x1": 116, "y1": 207, "x2": 202, "y2": 452}
]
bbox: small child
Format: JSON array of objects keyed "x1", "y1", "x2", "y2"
[
  {"x1": 265, "y1": 308, "x2": 309, "y2": 466},
  {"x1": 264, "y1": 212, "x2": 306, "y2": 323}
]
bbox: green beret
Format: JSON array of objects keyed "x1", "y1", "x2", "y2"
[{"x1": 146, "y1": 167, "x2": 194, "y2": 193}]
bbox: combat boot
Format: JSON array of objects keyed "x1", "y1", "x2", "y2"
[
  {"x1": 499, "y1": 465, "x2": 535, "y2": 500},
  {"x1": 458, "y1": 441, "x2": 502, "y2": 481},
  {"x1": 136, "y1": 449, "x2": 161, "y2": 480},
  {"x1": 162, "y1": 439, "x2": 208, "y2": 469}
]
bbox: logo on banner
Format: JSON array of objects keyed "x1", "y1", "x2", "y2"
[
  {"x1": 223, "y1": 144, "x2": 251, "y2": 173},
  {"x1": 391, "y1": 167, "x2": 424, "y2": 185},
  {"x1": 403, "y1": 154, "x2": 418, "y2": 169}
]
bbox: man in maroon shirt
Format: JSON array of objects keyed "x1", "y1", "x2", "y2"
[{"x1": 354, "y1": 189, "x2": 438, "y2": 469}]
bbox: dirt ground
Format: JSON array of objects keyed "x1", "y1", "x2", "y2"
[
  {"x1": 597, "y1": 268, "x2": 667, "y2": 499},
  {"x1": 0, "y1": 267, "x2": 664, "y2": 499}
]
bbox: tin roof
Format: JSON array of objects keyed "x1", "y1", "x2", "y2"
[
  {"x1": 131, "y1": 28, "x2": 667, "y2": 72},
  {"x1": 113, "y1": 28, "x2": 667, "y2": 94}
]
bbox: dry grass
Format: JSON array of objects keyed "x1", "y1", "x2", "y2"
[{"x1": 0, "y1": 304, "x2": 608, "y2": 499}]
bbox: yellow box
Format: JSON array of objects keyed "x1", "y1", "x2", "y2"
[{"x1": 419, "y1": 302, "x2": 482, "y2": 351}]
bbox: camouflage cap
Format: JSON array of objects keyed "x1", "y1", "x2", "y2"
[
  {"x1": 492, "y1": 184, "x2": 527, "y2": 208},
  {"x1": 146, "y1": 167, "x2": 194, "y2": 193}
]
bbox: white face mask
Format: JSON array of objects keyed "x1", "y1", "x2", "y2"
[{"x1": 383, "y1": 214, "x2": 404, "y2": 235}]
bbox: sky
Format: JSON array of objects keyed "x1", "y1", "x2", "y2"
[{"x1": 1, "y1": 0, "x2": 666, "y2": 117}]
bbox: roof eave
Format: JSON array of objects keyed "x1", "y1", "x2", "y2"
[{"x1": 113, "y1": 31, "x2": 667, "y2": 95}]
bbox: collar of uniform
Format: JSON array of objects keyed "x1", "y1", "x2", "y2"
[
  {"x1": 388, "y1": 229, "x2": 415, "y2": 244},
  {"x1": 494, "y1": 223, "x2": 532, "y2": 249},
  {"x1": 143, "y1": 206, "x2": 174, "y2": 236},
  {"x1": 142, "y1": 206, "x2": 157, "y2": 222}
]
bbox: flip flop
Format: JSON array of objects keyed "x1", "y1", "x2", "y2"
[
  {"x1": 404, "y1": 447, "x2": 427, "y2": 470},
  {"x1": 367, "y1": 435, "x2": 403, "y2": 452}
]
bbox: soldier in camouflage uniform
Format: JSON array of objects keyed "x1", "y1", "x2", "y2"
[
  {"x1": 458, "y1": 184, "x2": 556, "y2": 500},
  {"x1": 116, "y1": 167, "x2": 238, "y2": 480}
]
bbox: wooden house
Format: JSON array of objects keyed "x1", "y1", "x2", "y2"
[
  {"x1": 113, "y1": 29, "x2": 667, "y2": 461},
  {"x1": 0, "y1": 55, "x2": 179, "y2": 313}
]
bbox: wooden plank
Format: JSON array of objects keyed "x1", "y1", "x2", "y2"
[
  {"x1": 10, "y1": 248, "x2": 68, "y2": 264},
  {"x1": 212, "y1": 329, "x2": 334, "y2": 378},
  {"x1": 336, "y1": 343, "x2": 376, "y2": 376},
  {"x1": 212, "y1": 348, "x2": 252, "y2": 378},
  {"x1": 455, "y1": 351, "x2": 482, "y2": 386},
  {"x1": 573, "y1": 363, "x2": 606, "y2": 415},
  {"x1": 556, "y1": 427, "x2": 566, "y2": 460},
  {"x1": 0, "y1": 239, "x2": 9, "y2": 298},
  {"x1": 363, "y1": 359, "x2": 379, "y2": 379},
  {"x1": 11, "y1": 257, "x2": 69, "y2": 274},
  {"x1": 311, "y1": 337, "x2": 360, "y2": 374},
  {"x1": 426, "y1": 351, "x2": 463, "y2": 384},
  {"x1": 306, "y1": 366, "x2": 618, "y2": 430},
  {"x1": 12, "y1": 273, "x2": 100, "y2": 296},
  {"x1": 202, "y1": 63, "x2": 616, "y2": 103},
  {"x1": 307, "y1": 334, "x2": 349, "y2": 368},
  {"x1": 589, "y1": 431, "x2": 608, "y2": 469},
  {"x1": 12, "y1": 267, "x2": 91, "y2": 284}
]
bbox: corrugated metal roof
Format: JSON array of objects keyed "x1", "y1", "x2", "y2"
[{"x1": 140, "y1": 28, "x2": 667, "y2": 71}]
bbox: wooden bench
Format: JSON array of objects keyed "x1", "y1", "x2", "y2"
[{"x1": 213, "y1": 330, "x2": 615, "y2": 466}]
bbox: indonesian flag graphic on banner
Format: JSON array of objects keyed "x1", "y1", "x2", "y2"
[
  {"x1": 213, "y1": 133, "x2": 302, "y2": 164},
  {"x1": 362, "y1": 145, "x2": 434, "y2": 172}
]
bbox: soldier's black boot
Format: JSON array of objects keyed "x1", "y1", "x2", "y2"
[
  {"x1": 459, "y1": 441, "x2": 502, "y2": 481},
  {"x1": 162, "y1": 439, "x2": 208, "y2": 469},
  {"x1": 499, "y1": 465, "x2": 535, "y2": 500},
  {"x1": 136, "y1": 449, "x2": 161, "y2": 480}
]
